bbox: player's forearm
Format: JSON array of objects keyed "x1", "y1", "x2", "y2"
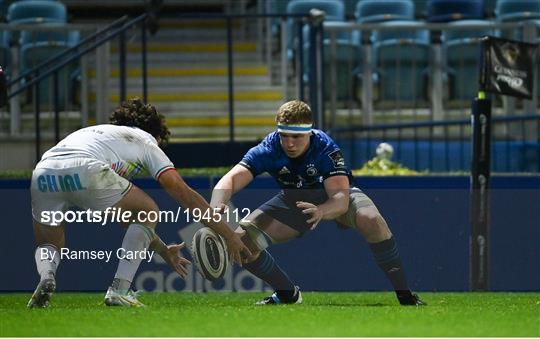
[
  {"x1": 210, "y1": 176, "x2": 234, "y2": 207},
  {"x1": 318, "y1": 192, "x2": 349, "y2": 220},
  {"x1": 211, "y1": 167, "x2": 253, "y2": 207}
]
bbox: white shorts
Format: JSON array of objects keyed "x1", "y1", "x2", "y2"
[{"x1": 31, "y1": 155, "x2": 132, "y2": 226}]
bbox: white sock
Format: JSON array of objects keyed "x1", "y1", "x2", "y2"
[
  {"x1": 113, "y1": 224, "x2": 154, "y2": 289},
  {"x1": 34, "y1": 245, "x2": 60, "y2": 281}
]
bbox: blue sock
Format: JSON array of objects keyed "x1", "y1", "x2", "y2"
[
  {"x1": 244, "y1": 250, "x2": 296, "y2": 299},
  {"x1": 369, "y1": 236, "x2": 410, "y2": 292}
]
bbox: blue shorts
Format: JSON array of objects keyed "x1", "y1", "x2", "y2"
[{"x1": 258, "y1": 187, "x2": 373, "y2": 235}]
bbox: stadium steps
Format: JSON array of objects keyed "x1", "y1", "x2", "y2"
[
  {"x1": 0, "y1": 19, "x2": 284, "y2": 141},
  {"x1": 84, "y1": 20, "x2": 284, "y2": 141}
]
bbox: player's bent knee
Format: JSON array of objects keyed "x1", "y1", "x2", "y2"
[
  {"x1": 238, "y1": 220, "x2": 274, "y2": 252},
  {"x1": 355, "y1": 207, "x2": 391, "y2": 241}
]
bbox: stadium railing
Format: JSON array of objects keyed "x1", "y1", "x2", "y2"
[
  {"x1": 323, "y1": 20, "x2": 538, "y2": 123},
  {"x1": 329, "y1": 114, "x2": 540, "y2": 173},
  {"x1": 1, "y1": 13, "x2": 151, "y2": 162},
  {"x1": 322, "y1": 20, "x2": 539, "y2": 172},
  {"x1": 1, "y1": 11, "x2": 322, "y2": 149},
  {"x1": 1, "y1": 7, "x2": 538, "y2": 172}
]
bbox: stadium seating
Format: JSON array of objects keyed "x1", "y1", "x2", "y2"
[
  {"x1": 7, "y1": 0, "x2": 69, "y2": 43},
  {"x1": 444, "y1": 20, "x2": 494, "y2": 101},
  {"x1": 342, "y1": 0, "x2": 359, "y2": 19},
  {"x1": 0, "y1": 0, "x2": 9, "y2": 21},
  {"x1": 0, "y1": 31, "x2": 10, "y2": 79},
  {"x1": 355, "y1": 0, "x2": 415, "y2": 24},
  {"x1": 312, "y1": 38, "x2": 360, "y2": 101},
  {"x1": 289, "y1": 1, "x2": 357, "y2": 102},
  {"x1": 352, "y1": 1, "x2": 420, "y2": 103},
  {"x1": 373, "y1": 20, "x2": 429, "y2": 102},
  {"x1": 7, "y1": 0, "x2": 66, "y2": 23},
  {"x1": 286, "y1": 0, "x2": 346, "y2": 60},
  {"x1": 495, "y1": 0, "x2": 540, "y2": 22},
  {"x1": 426, "y1": 0, "x2": 484, "y2": 22},
  {"x1": 353, "y1": 1, "x2": 428, "y2": 102},
  {"x1": 267, "y1": 0, "x2": 291, "y2": 37},
  {"x1": 495, "y1": 0, "x2": 540, "y2": 44},
  {"x1": 483, "y1": 0, "x2": 498, "y2": 17},
  {"x1": 7, "y1": 0, "x2": 79, "y2": 107},
  {"x1": 353, "y1": 0, "x2": 415, "y2": 56},
  {"x1": 412, "y1": 0, "x2": 429, "y2": 18},
  {"x1": 495, "y1": 0, "x2": 540, "y2": 99},
  {"x1": 425, "y1": 1, "x2": 490, "y2": 102}
]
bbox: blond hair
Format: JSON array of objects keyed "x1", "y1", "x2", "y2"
[{"x1": 275, "y1": 100, "x2": 313, "y2": 125}]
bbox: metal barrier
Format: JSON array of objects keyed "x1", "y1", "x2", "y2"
[
  {"x1": 1, "y1": 13, "x2": 152, "y2": 162},
  {"x1": 0, "y1": 11, "x2": 325, "y2": 151},
  {"x1": 323, "y1": 20, "x2": 539, "y2": 130},
  {"x1": 330, "y1": 114, "x2": 540, "y2": 172},
  {"x1": 1, "y1": 11, "x2": 539, "y2": 171}
]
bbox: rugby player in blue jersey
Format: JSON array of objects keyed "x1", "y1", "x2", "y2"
[{"x1": 211, "y1": 100, "x2": 424, "y2": 306}]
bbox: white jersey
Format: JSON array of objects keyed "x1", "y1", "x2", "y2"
[{"x1": 41, "y1": 124, "x2": 174, "y2": 180}]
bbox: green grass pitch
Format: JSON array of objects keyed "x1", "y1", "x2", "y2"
[{"x1": 1, "y1": 292, "x2": 539, "y2": 337}]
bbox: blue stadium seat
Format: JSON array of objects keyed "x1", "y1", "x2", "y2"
[
  {"x1": 7, "y1": 0, "x2": 79, "y2": 108},
  {"x1": 444, "y1": 20, "x2": 495, "y2": 100},
  {"x1": 6, "y1": 0, "x2": 66, "y2": 24},
  {"x1": 20, "y1": 40, "x2": 77, "y2": 107},
  {"x1": 287, "y1": 0, "x2": 346, "y2": 60},
  {"x1": 353, "y1": 2, "x2": 428, "y2": 103},
  {"x1": 0, "y1": 0, "x2": 10, "y2": 21},
  {"x1": 290, "y1": 1, "x2": 358, "y2": 102},
  {"x1": 427, "y1": 0, "x2": 484, "y2": 22},
  {"x1": 7, "y1": 0, "x2": 70, "y2": 45},
  {"x1": 353, "y1": 0, "x2": 415, "y2": 46},
  {"x1": 495, "y1": 0, "x2": 540, "y2": 22},
  {"x1": 412, "y1": 0, "x2": 429, "y2": 18},
  {"x1": 495, "y1": 1, "x2": 540, "y2": 42},
  {"x1": 355, "y1": 0, "x2": 415, "y2": 23},
  {"x1": 443, "y1": 19, "x2": 494, "y2": 41},
  {"x1": 267, "y1": 0, "x2": 291, "y2": 37},
  {"x1": 287, "y1": 0, "x2": 345, "y2": 20},
  {"x1": 373, "y1": 20, "x2": 429, "y2": 102},
  {"x1": 270, "y1": 0, "x2": 291, "y2": 14},
  {"x1": 342, "y1": 0, "x2": 359, "y2": 19},
  {"x1": 483, "y1": 0, "x2": 498, "y2": 17},
  {"x1": 0, "y1": 31, "x2": 10, "y2": 78},
  {"x1": 303, "y1": 37, "x2": 361, "y2": 101}
]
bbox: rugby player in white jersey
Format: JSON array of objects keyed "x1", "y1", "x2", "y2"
[{"x1": 28, "y1": 97, "x2": 251, "y2": 308}]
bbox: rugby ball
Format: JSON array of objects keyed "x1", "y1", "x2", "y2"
[{"x1": 191, "y1": 227, "x2": 228, "y2": 281}]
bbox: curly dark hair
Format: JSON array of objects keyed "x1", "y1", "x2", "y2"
[{"x1": 109, "y1": 97, "x2": 170, "y2": 146}]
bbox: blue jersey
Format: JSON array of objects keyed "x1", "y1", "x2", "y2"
[{"x1": 239, "y1": 130, "x2": 353, "y2": 202}]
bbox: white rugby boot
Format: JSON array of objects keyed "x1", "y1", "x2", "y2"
[
  {"x1": 27, "y1": 274, "x2": 56, "y2": 308},
  {"x1": 104, "y1": 287, "x2": 145, "y2": 307}
]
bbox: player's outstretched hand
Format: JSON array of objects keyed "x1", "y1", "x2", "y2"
[
  {"x1": 224, "y1": 230, "x2": 252, "y2": 267},
  {"x1": 163, "y1": 243, "x2": 191, "y2": 279},
  {"x1": 296, "y1": 201, "x2": 324, "y2": 230}
]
